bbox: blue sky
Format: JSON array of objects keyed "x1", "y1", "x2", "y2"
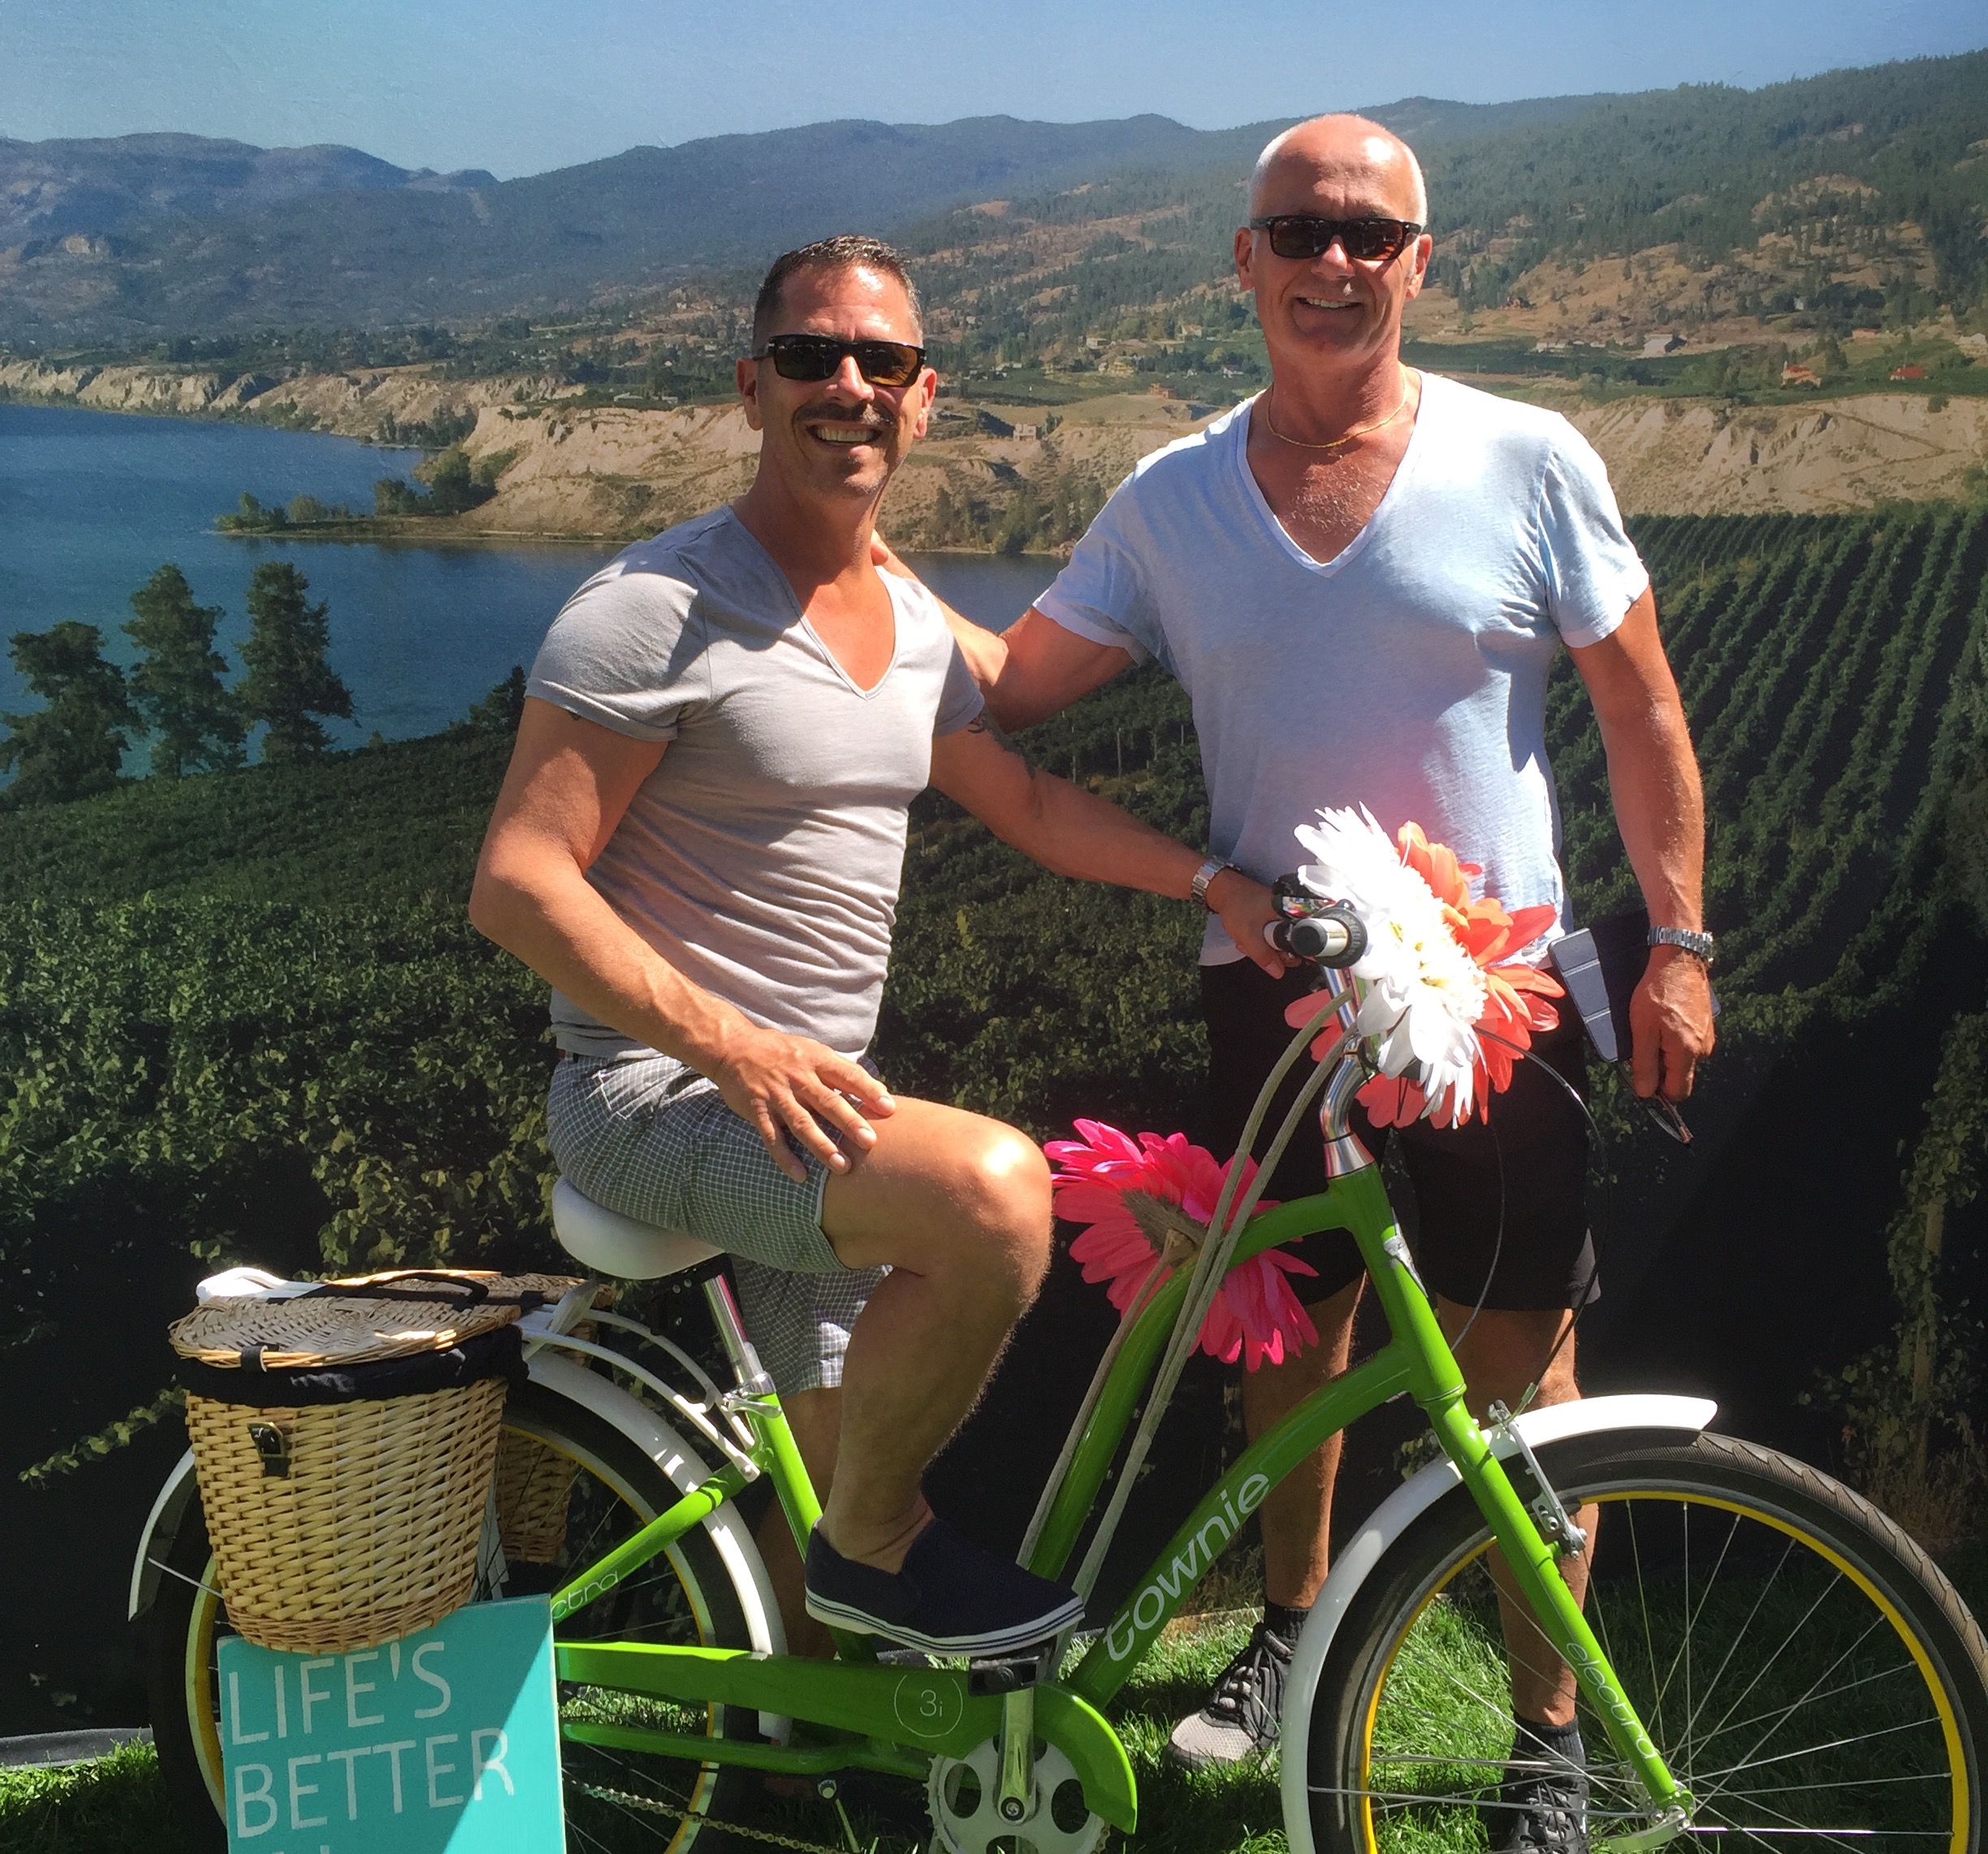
[{"x1": 2, "y1": 0, "x2": 1985, "y2": 179}]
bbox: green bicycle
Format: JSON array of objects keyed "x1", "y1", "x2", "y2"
[{"x1": 138, "y1": 956, "x2": 1988, "y2": 1854}]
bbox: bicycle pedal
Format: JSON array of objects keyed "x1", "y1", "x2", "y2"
[{"x1": 967, "y1": 1655, "x2": 1039, "y2": 1696}]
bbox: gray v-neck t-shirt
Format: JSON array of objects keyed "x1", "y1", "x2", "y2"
[
  {"x1": 1035, "y1": 374, "x2": 1649, "y2": 964},
  {"x1": 528, "y1": 506, "x2": 984, "y2": 1060}
]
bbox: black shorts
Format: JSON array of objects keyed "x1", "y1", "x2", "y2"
[{"x1": 1198, "y1": 960, "x2": 1597, "y2": 1313}]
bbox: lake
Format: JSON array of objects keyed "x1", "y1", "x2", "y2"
[{"x1": 0, "y1": 402, "x2": 1057, "y2": 763}]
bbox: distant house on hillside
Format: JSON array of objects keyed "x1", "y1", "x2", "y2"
[
  {"x1": 1643, "y1": 332, "x2": 1686, "y2": 356},
  {"x1": 1782, "y1": 362, "x2": 1823, "y2": 388},
  {"x1": 1890, "y1": 365, "x2": 1927, "y2": 380}
]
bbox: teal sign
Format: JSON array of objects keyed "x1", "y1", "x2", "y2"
[{"x1": 218, "y1": 1597, "x2": 565, "y2": 1853}]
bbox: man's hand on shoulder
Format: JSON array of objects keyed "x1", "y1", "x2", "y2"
[
  {"x1": 702, "y1": 1020, "x2": 896, "y2": 1184},
  {"x1": 1628, "y1": 945, "x2": 1715, "y2": 1101}
]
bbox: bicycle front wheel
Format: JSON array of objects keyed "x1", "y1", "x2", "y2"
[
  {"x1": 148, "y1": 1378, "x2": 763, "y2": 1853},
  {"x1": 1302, "y1": 1431, "x2": 1988, "y2": 1854}
]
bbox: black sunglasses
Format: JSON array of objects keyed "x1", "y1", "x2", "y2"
[
  {"x1": 1636, "y1": 1083, "x2": 1694, "y2": 1147},
  {"x1": 751, "y1": 332, "x2": 927, "y2": 387},
  {"x1": 1248, "y1": 215, "x2": 1424, "y2": 263}
]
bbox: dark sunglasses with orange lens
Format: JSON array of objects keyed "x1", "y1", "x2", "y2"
[
  {"x1": 1248, "y1": 215, "x2": 1424, "y2": 262},
  {"x1": 752, "y1": 333, "x2": 927, "y2": 387}
]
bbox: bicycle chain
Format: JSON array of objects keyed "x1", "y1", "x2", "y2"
[{"x1": 575, "y1": 1779, "x2": 918, "y2": 1854}]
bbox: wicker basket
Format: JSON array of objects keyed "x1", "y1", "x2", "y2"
[
  {"x1": 184, "y1": 1376, "x2": 509, "y2": 1653},
  {"x1": 493, "y1": 1429, "x2": 581, "y2": 1564},
  {"x1": 171, "y1": 1269, "x2": 582, "y2": 1653}
]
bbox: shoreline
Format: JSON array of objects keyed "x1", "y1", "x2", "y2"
[{"x1": 11, "y1": 360, "x2": 1988, "y2": 523}]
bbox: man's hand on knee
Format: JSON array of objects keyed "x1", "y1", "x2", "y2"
[{"x1": 705, "y1": 1023, "x2": 896, "y2": 1183}]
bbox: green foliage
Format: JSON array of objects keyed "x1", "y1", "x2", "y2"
[
  {"x1": 1560, "y1": 508, "x2": 1988, "y2": 1024},
  {"x1": 17, "y1": 1385, "x2": 183, "y2": 1487},
  {"x1": 1831, "y1": 1009, "x2": 1988, "y2": 1545},
  {"x1": 0, "y1": 621, "x2": 138, "y2": 808},
  {"x1": 0, "y1": 729, "x2": 511, "y2": 904},
  {"x1": 421, "y1": 444, "x2": 496, "y2": 515},
  {"x1": 3, "y1": 510, "x2": 1986, "y2": 1532},
  {"x1": 236, "y1": 562, "x2": 354, "y2": 763},
  {"x1": 374, "y1": 474, "x2": 428, "y2": 515},
  {"x1": 0, "y1": 1739, "x2": 205, "y2": 1854},
  {"x1": 1951, "y1": 678, "x2": 1988, "y2": 936},
  {"x1": 460, "y1": 665, "x2": 527, "y2": 736},
  {"x1": 123, "y1": 564, "x2": 244, "y2": 776},
  {"x1": 368, "y1": 448, "x2": 508, "y2": 517},
  {"x1": 918, "y1": 450, "x2": 1111, "y2": 555}
]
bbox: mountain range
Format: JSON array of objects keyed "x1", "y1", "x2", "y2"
[
  {"x1": 0, "y1": 96, "x2": 1607, "y2": 343},
  {"x1": 1, "y1": 50, "x2": 1984, "y2": 351}
]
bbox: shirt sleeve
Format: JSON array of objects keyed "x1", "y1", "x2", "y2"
[
  {"x1": 1536, "y1": 426, "x2": 1651, "y2": 650},
  {"x1": 526, "y1": 560, "x2": 711, "y2": 741},
  {"x1": 1032, "y1": 483, "x2": 1158, "y2": 664},
  {"x1": 934, "y1": 636, "x2": 987, "y2": 737}
]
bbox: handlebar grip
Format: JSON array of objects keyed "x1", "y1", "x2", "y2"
[{"x1": 1264, "y1": 903, "x2": 1367, "y2": 968}]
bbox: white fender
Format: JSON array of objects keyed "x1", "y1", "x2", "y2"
[
  {"x1": 130, "y1": 1450, "x2": 201, "y2": 1620},
  {"x1": 1278, "y1": 1393, "x2": 1717, "y2": 1854},
  {"x1": 522, "y1": 1348, "x2": 789, "y2": 1737},
  {"x1": 129, "y1": 1351, "x2": 791, "y2": 1734}
]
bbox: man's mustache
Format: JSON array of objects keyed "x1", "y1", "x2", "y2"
[{"x1": 792, "y1": 404, "x2": 890, "y2": 433}]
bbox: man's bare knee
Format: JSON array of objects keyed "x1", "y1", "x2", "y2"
[{"x1": 954, "y1": 1130, "x2": 1052, "y2": 1297}]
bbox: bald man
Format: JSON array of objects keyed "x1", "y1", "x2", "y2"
[{"x1": 897, "y1": 117, "x2": 1713, "y2": 1849}]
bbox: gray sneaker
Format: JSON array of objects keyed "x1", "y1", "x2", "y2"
[{"x1": 1165, "y1": 1621, "x2": 1292, "y2": 1770}]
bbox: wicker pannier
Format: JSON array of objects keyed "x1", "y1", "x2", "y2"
[{"x1": 168, "y1": 1270, "x2": 582, "y2": 1654}]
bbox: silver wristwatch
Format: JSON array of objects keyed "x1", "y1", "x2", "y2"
[
  {"x1": 1647, "y1": 925, "x2": 1715, "y2": 966},
  {"x1": 1191, "y1": 857, "x2": 1238, "y2": 910}
]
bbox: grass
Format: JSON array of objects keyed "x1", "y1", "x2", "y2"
[
  {"x1": 0, "y1": 1741, "x2": 207, "y2": 1854},
  {"x1": 4, "y1": 1614, "x2": 1286, "y2": 1854},
  {"x1": 31, "y1": 1543, "x2": 1988, "y2": 1853}
]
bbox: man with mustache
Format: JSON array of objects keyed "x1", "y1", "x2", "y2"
[
  {"x1": 913, "y1": 118, "x2": 1713, "y2": 1848},
  {"x1": 471, "y1": 235, "x2": 1286, "y2": 1656}
]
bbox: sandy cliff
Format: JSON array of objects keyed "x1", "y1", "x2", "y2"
[{"x1": 4, "y1": 357, "x2": 1983, "y2": 538}]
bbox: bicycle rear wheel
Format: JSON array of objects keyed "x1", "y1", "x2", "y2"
[
  {"x1": 1301, "y1": 1431, "x2": 1988, "y2": 1854},
  {"x1": 148, "y1": 1378, "x2": 762, "y2": 1852}
]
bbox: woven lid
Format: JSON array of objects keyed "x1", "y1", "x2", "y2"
[{"x1": 168, "y1": 1268, "x2": 589, "y2": 1371}]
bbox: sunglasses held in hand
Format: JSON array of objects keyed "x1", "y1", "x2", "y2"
[
  {"x1": 752, "y1": 333, "x2": 927, "y2": 387},
  {"x1": 1247, "y1": 215, "x2": 1424, "y2": 262}
]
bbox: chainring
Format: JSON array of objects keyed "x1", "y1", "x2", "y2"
[{"x1": 926, "y1": 1735, "x2": 1106, "y2": 1854}]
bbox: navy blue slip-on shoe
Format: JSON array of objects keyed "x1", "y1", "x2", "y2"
[{"x1": 803, "y1": 1519, "x2": 1083, "y2": 1656}]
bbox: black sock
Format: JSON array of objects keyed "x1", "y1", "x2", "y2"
[
  {"x1": 1513, "y1": 1713, "x2": 1586, "y2": 1765},
  {"x1": 1263, "y1": 1600, "x2": 1309, "y2": 1647}
]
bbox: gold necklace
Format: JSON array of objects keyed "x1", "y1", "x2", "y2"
[{"x1": 1259, "y1": 369, "x2": 1411, "y2": 452}]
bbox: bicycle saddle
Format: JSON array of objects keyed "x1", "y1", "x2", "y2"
[{"x1": 551, "y1": 1178, "x2": 724, "y2": 1281}]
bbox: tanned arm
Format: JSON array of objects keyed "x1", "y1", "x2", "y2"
[
  {"x1": 469, "y1": 697, "x2": 892, "y2": 1182},
  {"x1": 928, "y1": 714, "x2": 1283, "y2": 975},
  {"x1": 1571, "y1": 588, "x2": 1716, "y2": 1100},
  {"x1": 871, "y1": 535, "x2": 1133, "y2": 728}
]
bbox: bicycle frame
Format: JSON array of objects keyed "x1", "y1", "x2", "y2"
[{"x1": 547, "y1": 1155, "x2": 1686, "y2": 1835}]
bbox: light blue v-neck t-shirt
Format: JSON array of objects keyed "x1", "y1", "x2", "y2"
[{"x1": 1035, "y1": 374, "x2": 1649, "y2": 965}]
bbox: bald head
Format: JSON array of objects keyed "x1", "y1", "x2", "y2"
[{"x1": 1250, "y1": 115, "x2": 1427, "y2": 225}]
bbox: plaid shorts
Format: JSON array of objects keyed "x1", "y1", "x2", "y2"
[{"x1": 547, "y1": 1052, "x2": 885, "y2": 1395}]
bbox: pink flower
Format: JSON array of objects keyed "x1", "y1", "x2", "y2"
[{"x1": 1044, "y1": 1120, "x2": 1319, "y2": 1371}]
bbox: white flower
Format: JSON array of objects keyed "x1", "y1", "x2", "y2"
[{"x1": 1293, "y1": 806, "x2": 1488, "y2": 1121}]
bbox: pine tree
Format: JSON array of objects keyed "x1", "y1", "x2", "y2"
[
  {"x1": 236, "y1": 563, "x2": 355, "y2": 764},
  {"x1": 0, "y1": 621, "x2": 140, "y2": 806},
  {"x1": 123, "y1": 564, "x2": 245, "y2": 777}
]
